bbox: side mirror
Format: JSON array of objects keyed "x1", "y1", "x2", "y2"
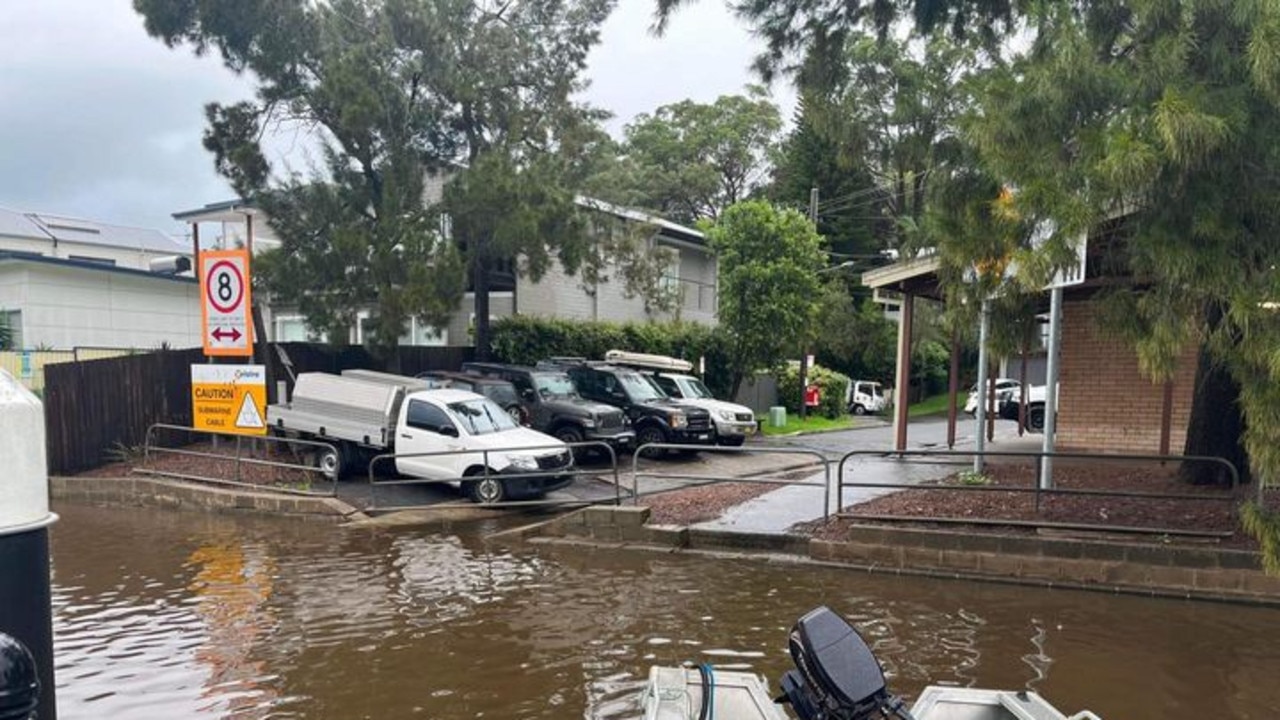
[
  {"x1": 521, "y1": 388, "x2": 536, "y2": 401},
  {"x1": 438, "y1": 425, "x2": 459, "y2": 438}
]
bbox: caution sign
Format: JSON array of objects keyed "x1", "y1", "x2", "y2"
[{"x1": 191, "y1": 364, "x2": 267, "y2": 436}]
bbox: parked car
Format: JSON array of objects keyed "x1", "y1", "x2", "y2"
[
  {"x1": 538, "y1": 359, "x2": 714, "y2": 454},
  {"x1": 603, "y1": 350, "x2": 756, "y2": 446},
  {"x1": 268, "y1": 373, "x2": 572, "y2": 503},
  {"x1": 963, "y1": 378, "x2": 1021, "y2": 415},
  {"x1": 415, "y1": 371, "x2": 526, "y2": 424},
  {"x1": 998, "y1": 384, "x2": 1057, "y2": 433},
  {"x1": 846, "y1": 380, "x2": 888, "y2": 416},
  {"x1": 460, "y1": 362, "x2": 635, "y2": 453}
]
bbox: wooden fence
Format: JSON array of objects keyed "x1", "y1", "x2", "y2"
[{"x1": 43, "y1": 344, "x2": 476, "y2": 475}]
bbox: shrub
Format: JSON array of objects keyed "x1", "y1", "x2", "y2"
[
  {"x1": 776, "y1": 362, "x2": 850, "y2": 419},
  {"x1": 489, "y1": 316, "x2": 736, "y2": 398}
]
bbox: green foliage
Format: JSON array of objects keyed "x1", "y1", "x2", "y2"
[
  {"x1": 955, "y1": 469, "x2": 992, "y2": 486},
  {"x1": 814, "y1": 289, "x2": 897, "y2": 383},
  {"x1": 776, "y1": 362, "x2": 849, "y2": 419},
  {"x1": 1242, "y1": 502, "x2": 1280, "y2": 576},
  {"x1": 704, "y1": 200, "x2": 827, "y2": 397},
  {"x1": 589, "y1": 88, "x2": 783, "y2": 224},
  {"x1": 912, "y1": 339, "x2": 950, "y2": 399},
  {"x1": 135, "y1": 0, "x2": 613, "y2": 359},
  {"x1": 489, "y1": 315, "x2": 735, "y2": 397}
]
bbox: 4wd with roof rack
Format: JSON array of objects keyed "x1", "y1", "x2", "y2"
[{"x1": 537, "y1": 358, "x2": 715, "y2": 454}]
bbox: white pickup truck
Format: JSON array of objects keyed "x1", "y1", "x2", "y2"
[{"x1": 267, "y1": 372, "x2": 573, "y2": 503}]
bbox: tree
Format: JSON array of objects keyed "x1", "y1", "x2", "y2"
[
  {"x1": 602, "y1": 89, "x2": 783, "y2": 224},
  {"x1": 702, "y1": 200, "x2": 826, "y2": 397},
  {"x1": 134, "y1": 0, "x2": 619, "y2": 360}
]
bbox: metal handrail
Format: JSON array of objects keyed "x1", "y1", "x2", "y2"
[
  {"x1": 365, "y1": 441, "x2": 620, "y2": 512},
  {"x1": 142, "y1": 422, "x2": 339, "y2": 497},
  {"x1": 630, "y1": 442, "x2": 832, "y2": 520},
  {"x1": 834, "y1": 448, "x2": 1242, "y2": 537}
]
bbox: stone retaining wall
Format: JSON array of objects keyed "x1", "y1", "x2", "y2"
[
  {"x1": 516, "y1": 507, "x2": 1280, "y2": 606},
  {"x1": 51, "y1": 476, "x2": 360, "y2": 520}
]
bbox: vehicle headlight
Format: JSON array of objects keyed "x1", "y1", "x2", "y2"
[
  {"x1": 670, "y1": 413, "x2": 687, "y2": 428},
  {"x1": 718, "y1": 410, "x2": 736, "y2": 421},
  {"x1": 508, "y1": 454, "x2": 538, "y2": 471},
  {"x1": 581, "y1": 417, "x2": 597, "y2": 429}
]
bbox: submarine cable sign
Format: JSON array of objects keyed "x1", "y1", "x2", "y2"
[{"x1": 191, "y1": 364, "x2": 267, "y2": 436}]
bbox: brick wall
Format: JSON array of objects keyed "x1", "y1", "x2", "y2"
[{"x1": 1057, "y1": 300, "x2": 1198, "y2": 454}]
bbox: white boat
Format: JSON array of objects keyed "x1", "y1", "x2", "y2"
[{"x1": 641, "y1": 607, "x2": 1100, "y2": 720}]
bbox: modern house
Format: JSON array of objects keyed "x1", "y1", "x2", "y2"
[
  {"x1": 0, "y1": 207, "x2": 201, "y2": 351},
  {"x1": 171, "y1": 193, "x2": 718, "y2": 346}
]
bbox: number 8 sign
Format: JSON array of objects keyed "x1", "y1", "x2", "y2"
[{"x1": 199, "y1": 249, "x2": 254, "y2": 356}]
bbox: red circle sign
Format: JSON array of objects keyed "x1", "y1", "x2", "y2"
[{"x1": 206, "y1": 260, "x2": 245, "y2": 314}]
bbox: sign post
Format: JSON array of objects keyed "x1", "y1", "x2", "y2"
[
  {"x1": 1040, "y1": 233, "x2": 1088, "y2": 489},
  {"x1": 191, "y1": 365, "x2": 268, "y2": 436},
  {"x1": 199, "y1": 249, "x2": 254, "y2": 357}
]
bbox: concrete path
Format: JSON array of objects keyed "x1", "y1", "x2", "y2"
[{"x1": 696, "y1": 418, "x2": 1036, "y2": 535}]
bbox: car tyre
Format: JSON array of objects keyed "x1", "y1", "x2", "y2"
[
  {"x1": 554, "y1": 426, "x2": 589, "y2": 461},
  {"x1": 636, "y1": 424, "x2": 668, "y2": 459},
  {"x1": 718, "y1": 435, "x2": 747, "y2": 447},
  {"x1": 465, "y1": 467, "x2": 508, "y2": 504},
  {"x1": 318, "y1": 446, "x2": 342, "y2": 480},
  {"x1": 1026, "y1": 404, "x2": 1046, "y2": 433},
  {"x1": 851, "y1": 404, "x2": 867, "y2": 416}
]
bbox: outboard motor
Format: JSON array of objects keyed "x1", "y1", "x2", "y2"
[{"x1": 778, "y1": 607, "x2": 916, "y2": 720}]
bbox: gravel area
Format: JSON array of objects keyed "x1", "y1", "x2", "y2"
[
  {"x1": 644, "y1": 482, "x2": 780, "y2": 525},
  {"x1": 78, "y1": 439, "x2": 324, "y2": 490}
]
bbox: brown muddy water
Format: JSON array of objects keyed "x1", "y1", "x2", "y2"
[{"x1": 49, "y1": 503, "x2": 1279, "y2": 719}]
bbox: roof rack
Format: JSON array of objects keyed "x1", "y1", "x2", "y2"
[{"x1": 604, "y1": 350, "x2": 694, "y2": 373}]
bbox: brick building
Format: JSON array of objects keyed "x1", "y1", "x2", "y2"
[{"x1": 863, "y1": 248, "x2": 1199, "y2": 457}]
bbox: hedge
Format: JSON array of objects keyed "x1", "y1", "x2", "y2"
[
  {"x1": 776, "y1": 362, "x2": 850, "y2": 419},
  {"x1": 489, "y1": 316, "x2": 736, "y2": 397}
]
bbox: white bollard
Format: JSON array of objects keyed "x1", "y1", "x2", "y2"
[{"x1": 0, "y1": 369, "x2": 59, "y2": 718}]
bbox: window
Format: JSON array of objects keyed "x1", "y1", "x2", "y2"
[
  {"x1": 1, "y1": 310, "x2": 21, "y2": 349},
  {"x1": 405, "y1": 399, "x2": 455, "y2": 434},
  {"x1": 68, "y1": 255, "x2": 116, "y2": 266},
  {"x1": 356, "y1": 313, "x2": 448, "y2": 346},
  {"x1": 274, "y1": 315, "x2": 311, "y2": 342},
  {"x1": 653, "y1": 375, "x2": 680, "y2": 397},
  {"x1": 447, "y1": 398, "x2": 517, "y2": 436}
]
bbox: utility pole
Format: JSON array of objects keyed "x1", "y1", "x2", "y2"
[{"x1": 800, "y1": 187, "x2": 819, "y2": 420}]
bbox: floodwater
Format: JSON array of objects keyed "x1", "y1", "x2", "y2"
[{"x1": 49, "y1": 503, "x2": 1280, "y2": 719}]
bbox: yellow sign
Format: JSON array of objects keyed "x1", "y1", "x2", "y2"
[{"x1": 191, "y1": 364, "x2": 268, "y2": 436}]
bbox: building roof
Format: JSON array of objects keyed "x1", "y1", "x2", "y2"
[
  {"x1": 861, "y1": 252, "x2": 944, "y2": 299},
  {"x1": 0, "y1": 206, "x2": 186, "y2": 255},
  {"x1": 574, "y1": 196, "x2": 705, "y2": 245},
  {"x1": 0, "y1": 251, "x2": 196, "y2": 284},
  {"x1": 171, "y1": 198, "x2": 267, "y2": 225}
]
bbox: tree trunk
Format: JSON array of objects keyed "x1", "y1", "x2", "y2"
[
  {"x1": 473, "y1": 254, "x2": 492, "y2": 361},
  {"x1": 1181, "y1": 305, "x2": 1250, "y2": 486}
]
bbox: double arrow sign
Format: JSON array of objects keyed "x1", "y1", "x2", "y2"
[{"x1": 211, "y1": 327, "x2": 243, "y2": 342}]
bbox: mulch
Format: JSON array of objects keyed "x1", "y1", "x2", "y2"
[
  {"x1": 77, "y1": 439, "x2": 323, "y2": 490},
  {"x1": 644, "y1": 481, "x2": 780, "y2": 525},
  {"x1": 798, "y1": 459, "x2": 1271, "y2": 551}
]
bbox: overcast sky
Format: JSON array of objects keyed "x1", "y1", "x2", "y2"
[{"x1": 0, "y1": 0, "x2": 793, "y2": 236}]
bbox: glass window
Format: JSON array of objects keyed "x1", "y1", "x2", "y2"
[
  {"x1": 405, "y1": 399, "x2": 455, "y2": 434},
  {"x1": 653, "y1": 375, "x2": 681, "y2": 397},
  {"x1": 619, "y1": 372, "x2": 664, "y2": 401},
  {"x1": 482, "y1": 383, "x2": 520, "y2": 408},
  {"x1": 1, "y1": 310, "x2": 21, "y2": 349},
  {"x1": 447, "y1": 398, "x2": 518, "y2": 436},
  {"x1": 532, "y1": 372, "x2": 578, "y2": 398},
  {"x1": 275, "y1": 316, "x2": 310, "y2": 342},
  {"x1": 678, "y1": 377, "x2": 715, "y2": 399}
]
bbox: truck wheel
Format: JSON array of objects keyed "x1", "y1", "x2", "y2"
[
  {"x1": 851, "y1": 404, "x2": 867, "y2": 416},
  {"x1": 636, "y1": 425, "x2": 668, "y2": 459},
  {"x1": 318, "y1": 446, "x2": 343, "y2": 480},
  {"x1": 1026, "y1": 404, "x2": 1046, "y2": 433},
  {"x1": 465, "y1": 468, "x2": 507, "y2": 504},
  {"x1": 553, "y1": 426, "x2": 588, "y2": 460}
]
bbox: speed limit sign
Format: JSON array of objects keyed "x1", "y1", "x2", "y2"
[{"x1": 199, "y1": 249, "x2": 253, "y2": 356}]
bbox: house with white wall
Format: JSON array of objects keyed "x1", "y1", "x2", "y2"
[
  {"x1": 0, "y1": 207, "x2": 201, "y2": 351},
  {"x1": 172, "y1": 193, "x2": 718, "y2": 346}
]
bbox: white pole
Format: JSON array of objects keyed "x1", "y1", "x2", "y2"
[
  {"x1": 1041, "y1": 286, "x2": 1063, "y2": 488},
  {"x1": 974, "y1": 300, "x2": 990, "y2": 473},
  {"x1": 0, "y1": 369, "x2": 58, "y2": 717}
]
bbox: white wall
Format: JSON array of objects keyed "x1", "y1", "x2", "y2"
[
  {"x1": 0, "y1": 263, "x2": 202, "y2": 349},
  {"x1": 0, "y1": 233, "x2": 182, "y2": 271}
]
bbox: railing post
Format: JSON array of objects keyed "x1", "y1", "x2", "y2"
[{"x1": 0, "y1": 370, "x2": 58, "y2": 719}]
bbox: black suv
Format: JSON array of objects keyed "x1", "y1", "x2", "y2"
[
  {"x1": 461, "y1": 362, "x2": 635, "y2": 452},
  {"x1": 539, "y1": 360, "x2": 714, "y2": 453}
]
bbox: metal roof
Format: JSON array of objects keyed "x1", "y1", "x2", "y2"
[
  {"x1": 171, "y1": 198, "x2": 266, "y2": 224},
  {"x1": 0, "y1": 251, "x2": 196, "y2": 284},
  {"x1": 0, "y1": 206, "x2": 186, "y2": 255},
  {"x1": 574, "y1": 195, "x2": 705, "y2": 245}
]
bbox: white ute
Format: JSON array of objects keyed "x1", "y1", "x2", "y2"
[
  {"x1": 603, "y1": 350, "x2": 757, "y2": 446},
  {"x1": 267, "y1": 371, "x2": 573, "y2": 503}
]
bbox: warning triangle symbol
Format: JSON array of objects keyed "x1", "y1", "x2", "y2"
[{"x1": 236, "y1": 392, "x2": 265, "y2": 429}]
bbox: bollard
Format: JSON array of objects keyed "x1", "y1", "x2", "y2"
[{"x1": 0, "y1": 371, "x2": 58, "y2": 719}]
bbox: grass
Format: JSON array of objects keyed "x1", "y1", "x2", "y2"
[
  {"x1": 908, "y1": 393, "x2": 960, "y2": 418},
  {"x1": 760, "y1": 414, "x2": 855, "y2": 436}
]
